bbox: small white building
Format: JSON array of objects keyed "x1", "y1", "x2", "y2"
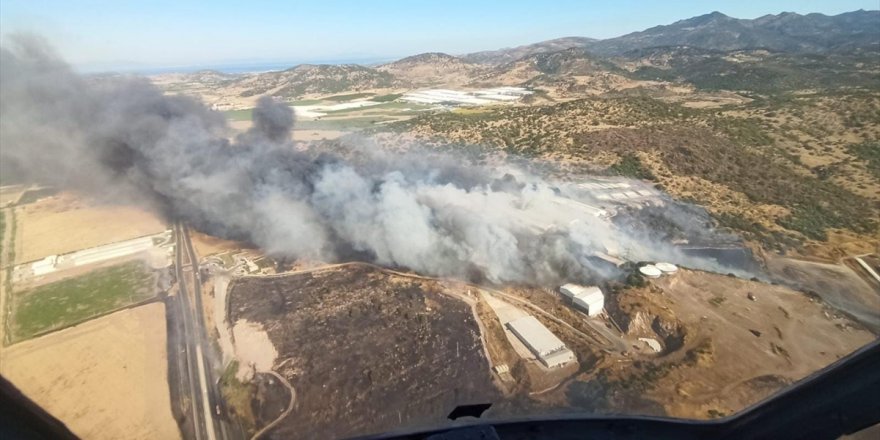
[
  {"x1": 560, "y1": 284, "x2": 605, "y2": 317},
  {"x1": 31, "y1": 255, "x2": 58, "y2": 276},
  {"x1": 507, "y1": 316, "x2": 576, "y2": 368}
]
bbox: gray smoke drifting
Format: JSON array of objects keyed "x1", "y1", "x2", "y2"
[{"x1": 0, "y1": 36, "x2": 748, "y2": 285}]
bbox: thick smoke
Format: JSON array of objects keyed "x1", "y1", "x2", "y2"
[{"x1": 0, "y1": 36, "x2": 746, "y2": 285}]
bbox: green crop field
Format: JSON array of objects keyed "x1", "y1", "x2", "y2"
[
  {"x1": 323, "y1": 92, "x2": 374, "y2": 102},
  {"x1": 223, "y1": 108, "x2": 254, "y2": 121},
  {"x1": 11, "y1": 261, "x2": 157, "y2": 341},
  {"x1": 0, "y1": 211, "x2": 5, "y2": 255},
  {"x1": 296, "y1": 116, "x2": 396, "y2": 131},
  {"x1": 371, "y1": 93, "x2": 402, "y2": 102},
  {"x1": 322, "y1": 102, "x2": 427, "y2": 115},
  {"x1": 16, "y1": 187, "x2": 58, "y2": 205},
  {"x1": 287, "y1": 99, "x2": 323, "y2": 106}
]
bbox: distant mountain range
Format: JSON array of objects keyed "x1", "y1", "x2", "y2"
[
  {"x1": 156, "y1": 10, "x2": 879, "y2": 99},
  {"x1": 457, "y1": 10, "x2": 879, "y2": 64},
  {"x1": 584, "y1": 10, "x2": 880, "y2": 55}
]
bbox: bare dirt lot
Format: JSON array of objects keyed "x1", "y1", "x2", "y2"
[
  {"x1": 0, "y1": 302, "x2": 179, "y2": 440},
  {"x1": 189, "y1": 230, "x2": 249, "y2": 257},
  {"x1": 227, "y1": 266, "x2": 500, "y2": 439},
  {"x1": 765, "y1": 254, "x2": 880, "y2": 332},
  {"x1": 14, "y1": 192, "x2": 166, "y2": 263},
  {"x1": 582, "y1": 269, "x2": 877, "y2": 419}
]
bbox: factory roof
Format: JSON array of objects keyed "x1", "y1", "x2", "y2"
[
  {"x1": 560, "y1": 284, "x2": 603, "y2": 300},
  {"x1": 507, "y1": 316, "x2": 567, "y2": 357}
]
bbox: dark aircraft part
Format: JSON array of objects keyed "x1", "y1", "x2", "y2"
[
  {"x1": 428, "y1": 425, "x2": 500, "y2": 440},
  {"x1": 2, "y1": 340, "x2": 879, "y2": 440},
  {"x1": 448, "y1": 403, "x2": 493, "y2": 420},
  {"x1": 0, "y1": 375, "x2": 79, "y2": 440},
  {"x1": 358, "y1": 339, "x2": 880, "y2": 440}
]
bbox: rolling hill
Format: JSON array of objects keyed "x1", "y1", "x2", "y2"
[
  {"x1": 151, "y1": 9, "x2": 879, "y2": 104},
  {"x1": 376, "y1": 52, "x2": 486, "y2": 86},
  {"x1": 235, "y1": 64, "x2": 399, "y2": 98},
  {"x1": 462, "y1": 36, "x2": 597, "y2": 65}
]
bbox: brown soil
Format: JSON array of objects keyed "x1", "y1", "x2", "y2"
[
  {"x1": 189, "y1": 230, "x2": 249, "y2": 257},
  {"x1": 0, "y1": 303, "x2": 179, "y2": 439},
  {"x1": 599, "y1": 270, "x2": 876, "y2": 419},
  {"x1": 14, "y1": 192, "x2": 166, "y2": 263},
  {"x1": 764, "y1": 254, "x2": 880, "y2": 332}
]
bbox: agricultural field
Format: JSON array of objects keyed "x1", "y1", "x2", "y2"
[
  {"x1": 1, "y1": 302, "x2": 179, "y2": 440},
  {"x1": 14, "y1": 192, "x2": 166, "y2": 264},
  {"x1": 10, "y1": 260, "x2": 157, "y2": 341},
  {"x1": 223, "y1": 108, "x2": 253, "y2": 121},
  {"x1": 16, "y1": 187, "x2": 59, "y2": 205},
  {"x1": 323, "y1": 92, "x2": 375, "y2": 101},
  {"x1": 223, "y1": 91, "x2": 435, "y2": 136},
  {"x1": 0, "y1": 185, "x2": 26, "y2": 207}
]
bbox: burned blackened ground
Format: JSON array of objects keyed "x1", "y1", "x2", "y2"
[{"x1": 228, "y1": 266, "x2": 500, "y2": 439}]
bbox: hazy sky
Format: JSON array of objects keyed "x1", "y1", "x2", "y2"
[{"x1": 1, "y1": 0, "x2": 877, "y2": 69}]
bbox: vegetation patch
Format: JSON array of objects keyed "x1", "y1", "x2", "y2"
[
  {"x1": 11, "y1": 260, "x2": 156, "y2": 341},
  {"x1": 297, "y1": 117, "x2": 394, "y2": 131},
  {"x1": 610, "y1": 154, "x2": 655, "y2": 180},
  {"x1": 848, "y1": 141, "x2": 880, "y2": 179},
  {"x1": 223, "y1": 108, "x2": 253, "y2": 122},
  {"x1": 17, "y1": 187, "x2": 59, "y2": 205},
  {"x1": 323, "y1": 92, "x2": 374, "y2": 101},
  {"x1": 370, "y1": 93, "x2": 402, "y2": 102},
  {"x1": 713, "y1": 212, "x2": 799, "y2": 251},
  {"x1": 287, "y1": 99, "x2": 323, "y2": 106},
  {"x1": 219, "y1": 360, "x2": 257, "y2": 435},
  {"x1": 777, "y1": 203, "x2": 862, "y2": 241}
]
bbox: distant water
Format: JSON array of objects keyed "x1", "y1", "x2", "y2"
[{"x1": 82, "y1": 57, "x2": 397, "y2": 76}]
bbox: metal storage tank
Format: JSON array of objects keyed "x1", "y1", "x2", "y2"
[{"x1": 639, "y1": 265, "x2": 662, "y2": 278}]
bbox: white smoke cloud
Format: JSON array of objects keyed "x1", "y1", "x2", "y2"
[{"x1": 0, "y1": 35, "x2": 753, "y2": 286}]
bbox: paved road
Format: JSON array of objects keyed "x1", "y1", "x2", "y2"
[{"x1": 174, "y1": 223, "x2": 229, "y2": 440}]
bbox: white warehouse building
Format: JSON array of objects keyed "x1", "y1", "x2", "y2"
[
  {"x1": 560, "y1": 284, "x2": 605, "y2": 317},
  {"x1": 507, "y1": 316, "x2": 576, "y2": 368}
]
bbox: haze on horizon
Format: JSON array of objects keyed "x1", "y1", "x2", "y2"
[{"x1": 1, "y1": 0, "x2": 878, "y2": 72}]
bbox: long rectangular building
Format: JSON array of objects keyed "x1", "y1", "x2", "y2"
[{"x1": 506, "y1": 316, "x2": 575, "y2": 368}]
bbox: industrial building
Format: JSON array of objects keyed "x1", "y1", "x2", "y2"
[
  {"x1": 559, "y1": 284, "x2": 605, "y2": 317},
  {"x1": 12, "y1": 230, "x2": 172, "y2": 281},
  {"x1": 506, "y1": 316, "x2": 575, "y2": 368}
]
